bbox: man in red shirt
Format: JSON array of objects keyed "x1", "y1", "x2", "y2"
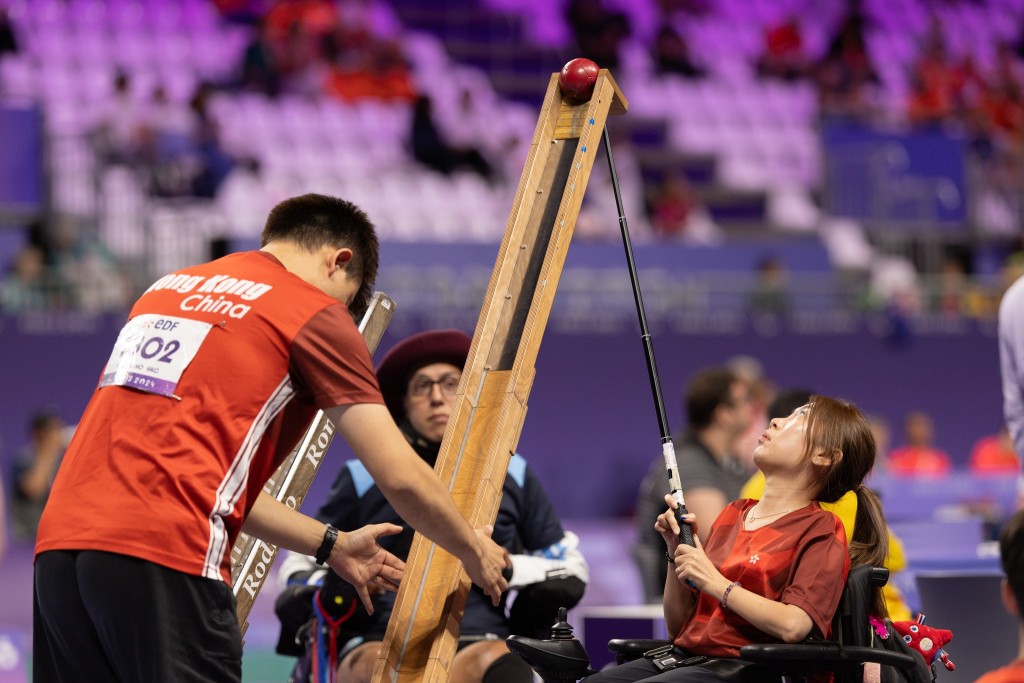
[
  {"x1": 976, "y1": 508, "x2": 1024, "y2": 682},
  {"x1": 33, "y1": 193, "x2": 508, "y2": 682}
]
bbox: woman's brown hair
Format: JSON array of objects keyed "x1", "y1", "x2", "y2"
[{"x1": 804, "y1": 395, "x2": 890, "y2": 617}]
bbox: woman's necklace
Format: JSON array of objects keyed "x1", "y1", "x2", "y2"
[{"x1": 747, "y1": 505, "x2": 802, "y2": 522}]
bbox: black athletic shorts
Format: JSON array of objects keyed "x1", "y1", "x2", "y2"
[{"x1": 34, "y1": 550, "x2": 242, "y2": 683}]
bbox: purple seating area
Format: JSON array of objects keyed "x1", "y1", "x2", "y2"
[{"x1": 0, "y1": 0, "x2": 1018, "y2": 285}]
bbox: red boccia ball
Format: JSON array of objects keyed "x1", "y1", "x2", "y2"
[{"x1": 559, "y1": 58, "x2": 599, "y2": 103}]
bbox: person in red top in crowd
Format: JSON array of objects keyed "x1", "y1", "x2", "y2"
[
  {"x1": 888, "y1": 410, "x2": 953, "y2": 476},
  {"x1": 975, "y1": 507, "x2": 1024, "y2": 683},
  {"x1": 32, "y1": 194, "x2": 509, "y2": 683},
  {"x1": 970, "y1": 427, "x2": 1020, "y2": 474},
  {"x1": 586, "y1": 395, "x2": 890, "y2": 681},
  {"x1": 757, "y1": 16, "x2": 811, "y2": 81}
]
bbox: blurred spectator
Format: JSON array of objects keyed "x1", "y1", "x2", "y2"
[
  {"x1": 632, "y1": 367, "x2": 753, "y2": 602},
  {"x1": 188, "y1": 83, "x2": 239, "y2": 199},
  {"x1": 867, "y1": 413, "x2": 891, "y2": 474},
  {"x1": 137, "y1": 85, "x2": 200, "y2": 195},
  {"x1": 575, "y1": 131, "x2": 650, "y2": 241},
  {"x1": 726, "y1": 354, "x2": 774, "y2": 468},
  {"x1": 410, "y1": 95, "x2": 494, "y2": 182},
  {"x1": 974, "y1": 508, "x2": 1024, "y2": 683},
  {"x1": 265, "y1": 0, "x2": 339, "y2": 41},
  {"x1": 213, "y1": 0, "x2": 269, "y2": 25},
  {"x1": 444, "y1": 87, "x2": 506, "y2": 163},
  {"x1": 647, "y1": 171, "x2": 720, "y2": 243},
  {"x1": 93, "y1": 72, "x2": 146, "y2": 166},
  {"x1": 649, "y1": 172, "x2": 696, "y2": 237},
  {"x1": 815, "y1": 2, "x2": 880, "y2": 121},
  {"x1": 747, "y1": 255, "x2": 791, "y2": 315},
  {"x1": 907, "y1": 18, "x2": 957, "y2": 129},
  {"x1": 757, "y1": 16, "x2": 810, "y2": 82},
  {"x1": 268, "y1": 8, "x2": 328, "y2": 97},
  {"x1": 1, "y1": 244, "x2": 52, "y2": 313},
  {"x1": 239, "y1": 18, "x2": 282, "y2": 97},
  {"x1": 981, "y1": 77, "x2": 1024, "y2": 149},
  {"x1": 870, "y1": 255, "x2": 922, "y2": 344},
  {"x1": 215, "y1": 158, "x2": 269, "y2": 237},
  {"x1": 970, "y1": 427, "x2": 1019, "y2": 474},
  {"x1": 0, "y1": 8, "x2": 18, "y2": 58},
  {"x1": 652, "y1": 24, "x2": 706, "y2": 79},
  {"x1": 933, "y1": 254, "x2": 968, "y2": 316},
  {"x1": 324, "y1": 37, "x2": 416, "y2": 102},
  {"x1": 10, "y1": 409, "x2": 67, "y2": 542},
  {"x1": 888, "y1": 411, "x2": 952, "y2": 476},
  {"x1": 48, "y1": 218, "x2": 131, "y2": 312},
  {"x1": 565, "y1": 0, "x2": 630, "y2": 72}
]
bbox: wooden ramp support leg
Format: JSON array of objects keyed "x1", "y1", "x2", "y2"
[{"x1": 373, "y1": 70, "x2": 628, "y2": 682}]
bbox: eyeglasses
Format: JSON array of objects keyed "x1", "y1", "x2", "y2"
[{"x1": 408, "y1": 374, "x2": 461, "y2": 398}]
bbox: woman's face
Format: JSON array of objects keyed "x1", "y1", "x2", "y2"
[
  {"x1": 402, "y1": 362, "x2": 461, "y2": 444},
  {"x1": 753, "y1": 404, "x2": 811, "y2": 472}
]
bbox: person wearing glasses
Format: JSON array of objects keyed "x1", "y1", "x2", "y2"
[{"x1": 277, "y1": 329, "x2": 589, "y2": 683}]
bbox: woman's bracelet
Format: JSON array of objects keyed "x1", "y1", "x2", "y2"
[{"x1": 720, "y1": 581, "x2": 741, "y2": 611}]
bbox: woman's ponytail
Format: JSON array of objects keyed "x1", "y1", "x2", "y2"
[{"x1": 850, "y1": 485, "x2": 890, "y2": 618}]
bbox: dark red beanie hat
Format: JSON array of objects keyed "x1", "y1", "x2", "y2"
[{"x1": 376, "y1": 329, "x2": 472, "y2": 419}]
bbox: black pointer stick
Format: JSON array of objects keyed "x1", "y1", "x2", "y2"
[{"x1": 601, "y1": 126, "x2": 694, "y2": 549}]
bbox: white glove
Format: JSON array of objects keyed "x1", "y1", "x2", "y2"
[
  {"x1": 277, "y1": 550, "x2": 326, "y2": 589},
  {"x1": 508, "y1": 531, "x2": 589, "y2": 588}
]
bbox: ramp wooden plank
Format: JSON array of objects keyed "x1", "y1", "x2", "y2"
[{"x1": 374, "y1": 70, "x2": 627, "y2": 682}]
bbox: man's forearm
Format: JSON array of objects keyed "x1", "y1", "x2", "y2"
[
  {"x1": 243, "y1": 492, "x2": 327, "y2": 557},
  {"x1": 330, "y1": 403, "x2": 482, "y2": 563},
  {"x1": 376, "y1": 456, "x2": 481, "y2": 561}
]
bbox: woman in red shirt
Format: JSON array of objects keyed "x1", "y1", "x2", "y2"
[{"x1": 588, "y1": 395, "x2": 888, "y2": 681}]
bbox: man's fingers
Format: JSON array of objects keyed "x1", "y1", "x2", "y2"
[
  {"x1": 379, "y1": 562, "x2": 403, "y2": 584},
  {"x1": 373, "y1": 523, "x2": 404, "y2": 538},
  {"x1": 383, "y1": 552, "x2": 406, "y2": 572},
  {"x1": 374, "y1": 572, "x2": 401, "y2": 593},
  {"x1": 357, "y1": 585, "x2": 375, "y2": 614}
]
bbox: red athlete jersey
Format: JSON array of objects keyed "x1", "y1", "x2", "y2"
[
  {"x1": 676, "y1": 499, "x2": 850, "y2": 658},
  {"x1": 36, "y1": 251, "x2": 382, "y2": 582}
]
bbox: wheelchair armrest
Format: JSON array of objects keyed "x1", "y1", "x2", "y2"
[
  {"x1": 607, "y1": 639, "x2": 672, "y2": 662},
  {"x1": 740, "y1": 642, "x2": 918, "y2": 671},
  {"x1": 869, "y1": 567, "x2": 889, "y2": 587}
]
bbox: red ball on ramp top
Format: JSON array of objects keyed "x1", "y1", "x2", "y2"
[{"x1": 559, "y1": 58, "x2": 599, "y2": 103}]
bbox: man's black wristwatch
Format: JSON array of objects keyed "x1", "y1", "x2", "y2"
[{"x1": 315, "y1": 525, "x2": 339, "y2": 566}]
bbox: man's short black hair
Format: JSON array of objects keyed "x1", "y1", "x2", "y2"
[
  {"x1": 260, "y1": 194, "x2": 379, "y2": 317},
  {"x1": 767, "y1": 388, "x2": 814, "y2": 421},
  {"x1": 1000, "y1": 508, "x2": 1024, "y2": 615},
  {"x1": 685, "y1": 368, "x2": 738, "y2": 430}
]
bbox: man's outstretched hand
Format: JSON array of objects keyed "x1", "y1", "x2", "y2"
[
  {"x1": 328, "y1": 523, "x2": 405, "y2": 613},
  {"x1": 462, "y1": 525, "x2": 510, "y2": 606}
]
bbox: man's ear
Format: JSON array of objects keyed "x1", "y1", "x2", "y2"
[
  {"x1": 329, "y1": 247, "x2": 353, "y2": 275},
  {"x1": 1002, "y1": 577, "x2": 1020, "y2": 616}
]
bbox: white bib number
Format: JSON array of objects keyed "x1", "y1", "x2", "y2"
[{"x1": 99, "y1": 314, "x2": 213, "y2": 398}]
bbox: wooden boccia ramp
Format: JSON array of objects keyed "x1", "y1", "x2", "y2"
[{"x1": 373, "y1": 68, "x2": 627, "y2": 682}]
